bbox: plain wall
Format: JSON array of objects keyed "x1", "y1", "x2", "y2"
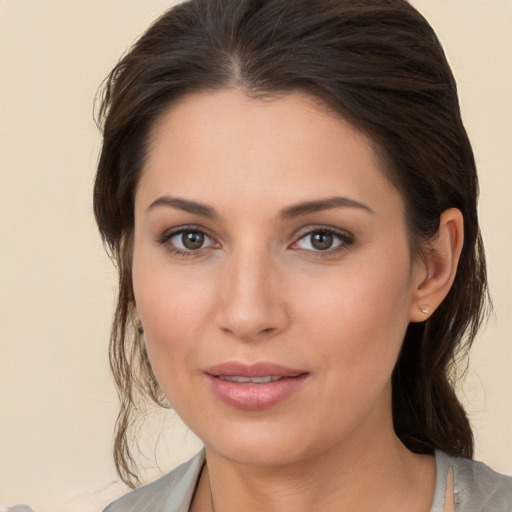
[{"x1": 0, "y1": 1, "x2": 510, "y2": 511}]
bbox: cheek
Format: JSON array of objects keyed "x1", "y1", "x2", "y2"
[
  {"x1": 132, "y1": 270, "x2": 215, "y2": 413},
  {"x1": 293, "y1": 269, "x2": 412, "y2": 440},
  {"x1": 131, "y1": 252, "x2": 217, "y2": 376},
  {"x1": 295, "y1": 253, "x2": 413, "y2": 376}
]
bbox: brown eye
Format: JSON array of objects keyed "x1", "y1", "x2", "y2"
[
  {"x1": 165, "y1": 229, "x2": 215, "y2": 253},
  {"x1": 181, "y1": 231, "x2": 205, "y2": 250},
  {"x1": 293, "y1": 228, "x2": 352, "y2": 253},
  {"x1": 310, "y1": 232, "x2": 334, "y2": 250}
]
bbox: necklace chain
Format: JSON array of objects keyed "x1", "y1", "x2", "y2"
[{"x1": 208, "y1": 467, "x2": 216, "y2": 512}]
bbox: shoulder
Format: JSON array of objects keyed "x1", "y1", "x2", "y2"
[
  {"x1": 102, "y1": 451, "x2": 205, "y2": 512},
  {"x1": 439, "y1": 451, "x2": 512, "y2": 511}
]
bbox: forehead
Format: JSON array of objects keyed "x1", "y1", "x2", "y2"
[{"x1": 137, "y1": 88, "x2": 403, "y2": 218}]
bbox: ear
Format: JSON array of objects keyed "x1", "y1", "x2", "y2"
[{"x1": 409, "y1": 208, "x2": 464, "y2": 322}]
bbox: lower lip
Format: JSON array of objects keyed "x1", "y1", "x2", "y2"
[{"x1": 206, "y1": 374, "x2": 308, "y2": 410}]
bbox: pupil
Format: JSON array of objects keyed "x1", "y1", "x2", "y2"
[
  {"x1": 311, "y1": 232, "x2": 333, "y2": 250},
  {"x1": 183, "y1": 231, "x2": 204, "y2": 250}
]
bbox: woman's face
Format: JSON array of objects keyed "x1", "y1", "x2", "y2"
[{"x1": 132, "y1": 89, "x2": 425, "y2": 466}]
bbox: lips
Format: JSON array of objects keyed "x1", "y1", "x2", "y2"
[
  {"x1": 206, "y1": 361, "x2": 306, "y2": 378},
  {"x1": 204, "y1": 362, "x2": 309, "y2": 410},
  {"x1": 219, "y1": 375, "x2": 283, "y2": 383}
]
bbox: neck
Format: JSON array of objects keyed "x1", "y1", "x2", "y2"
[{"x1": 192, "y1": 416, "x2": 435, "y2": 512}]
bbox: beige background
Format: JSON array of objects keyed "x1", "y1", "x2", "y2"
[{"x1": 0, "y1": 1, "x2": 510, "y2": 511}]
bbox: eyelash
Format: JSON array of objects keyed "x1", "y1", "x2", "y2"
[
  {"x1": 291, "y1": 227, "x2": 354, "y2": 256},
  {"x1": 156, "y1": 226, "x2": 218, "y2": 256},
  {"x1": 156, "y1": 226, "x2": 354, "y2": 257}
]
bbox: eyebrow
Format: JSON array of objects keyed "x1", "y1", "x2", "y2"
[
  {"x1": 279, "y1": 196, "x2": 373, "y2": 219},
  {"x1": 146, "y1": 195, "x2": 373, "y2": 219},
  {"x1": 147, "y1": 196, "x2": 217, "y2": 218}
]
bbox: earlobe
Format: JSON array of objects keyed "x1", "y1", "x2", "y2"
[{"x1": 409, "y1": 208, "x2": 464, "y2": 322}]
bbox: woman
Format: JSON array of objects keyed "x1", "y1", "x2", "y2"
[{"x1": 94, "y1": 0, "x2": 512, "y2": 510}]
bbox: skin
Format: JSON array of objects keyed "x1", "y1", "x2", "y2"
[{"x1": 132, "y1": 89, "x2": 463, "y2": 512}]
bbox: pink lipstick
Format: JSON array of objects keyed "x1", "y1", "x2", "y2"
[{"x1": 204, "y1": 362, "x2": 308, "y2": 410}]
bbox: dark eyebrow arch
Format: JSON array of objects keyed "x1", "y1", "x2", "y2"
[
  {"x1": 279, "y1": 196, "x2": 373, "y2": 219},
  {"x1": 146, "y1": 196, "x2": 217, "y2": 218}
]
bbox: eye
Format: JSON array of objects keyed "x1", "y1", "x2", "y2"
[
  {"x1": 159, "y1": 228, "x2": 217, "y2": 254},
  {"x1": 292, "y1": 228, "x2": 352, "y2": 252}
]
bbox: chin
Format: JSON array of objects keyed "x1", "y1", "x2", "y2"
[{"x1": 197, "y1": 414, "x2": 348, "y2": 469}]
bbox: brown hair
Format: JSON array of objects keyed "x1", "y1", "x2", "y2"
[{"x1": 94, "y1": 0, "x2": 489, "y2": 487}]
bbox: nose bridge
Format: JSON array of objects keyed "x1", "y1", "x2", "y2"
[{"x1": 217, "y1": 240, "x2": 287, "y2": 340}]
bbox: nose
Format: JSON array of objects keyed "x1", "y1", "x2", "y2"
[{"x1": 216, "y1": 248, "x2": 290, "y2": 342}]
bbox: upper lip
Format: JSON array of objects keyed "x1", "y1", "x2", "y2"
[{"x1": 205, "y1": 361, "x2": 307, "y2": 378}]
